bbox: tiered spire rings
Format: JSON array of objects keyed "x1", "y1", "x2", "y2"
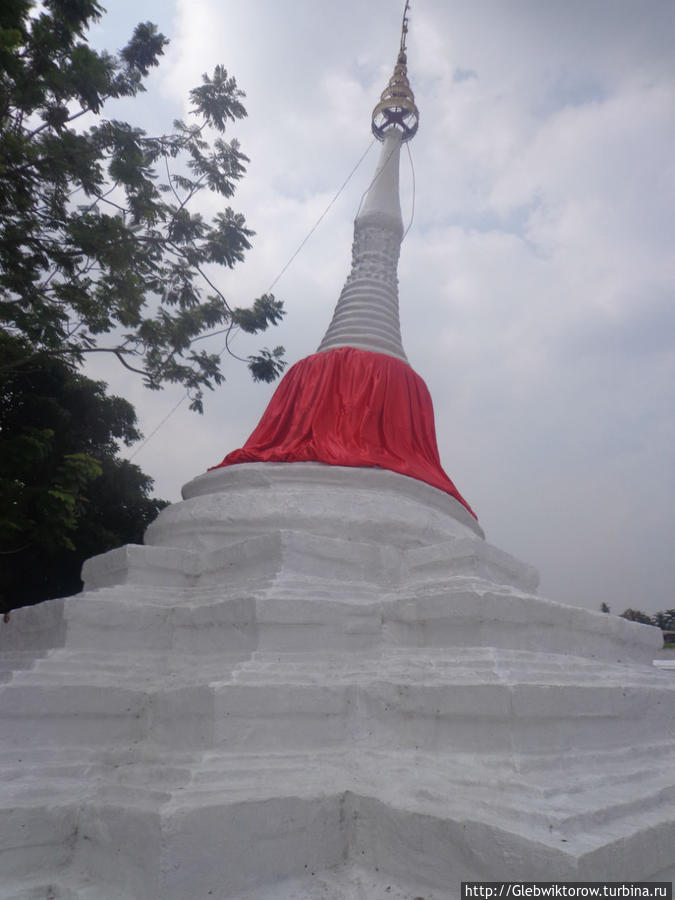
[
  {"x1": 317, "y1": 0, "x2": 419, "y2": 361},
  {"x1": 372, "y1": 1, "x2": 419, "y2": 143}
]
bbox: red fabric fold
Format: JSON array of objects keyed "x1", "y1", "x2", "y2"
[{"x1": 211, "y1": 346, "x2": 476, "y2": 519}]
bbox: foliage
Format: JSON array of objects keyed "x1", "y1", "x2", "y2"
[
  {"x1": 651, "y1": 609, "x2": 675, "y2": 632},
  {"x1": 0, "y1": 1, "x2": 285, "y2": 413},
  {"x1": 0, "y1": 334, "x2": 167, "y2": 613},
  {"x1": 618, "y1": 607, "x2": 675, "y2": 630},
  {"x1": 600, "y1": 603, "x2": 675, "y2": 638},
  {"x1": 619, "y1": 608, "x2": 656, "y2": 625}
]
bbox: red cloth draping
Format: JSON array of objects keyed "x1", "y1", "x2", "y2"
[{"x1": 211, "y1": 346, "x2": 476, "y2": 519}]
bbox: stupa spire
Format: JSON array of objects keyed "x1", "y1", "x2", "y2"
[
  {"x1": 317, "y1": 3, "x2": 419, "y2": 362},
  {"x1": 212, "y1": 4, "x2": 476, "y2": 521}
]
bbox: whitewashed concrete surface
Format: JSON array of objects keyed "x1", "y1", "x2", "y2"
[{"x1": 0, "y1": 463, "x2": 673, "y2": 899}]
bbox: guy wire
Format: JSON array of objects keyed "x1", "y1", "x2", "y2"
[
  {"x1": 128, "y1": 137, "x2": 376, "y2": 459},
  {"x1": 403, "y1": 139, "x2": 416, "y2": 239}
]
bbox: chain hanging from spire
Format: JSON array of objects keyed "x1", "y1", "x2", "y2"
[{"x1": 371, "y1": 0, "x2": 419, "y2": 143}]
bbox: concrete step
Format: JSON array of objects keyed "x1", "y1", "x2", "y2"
[
  {"x1": 2, "y1": 649, "x2": 673, "y2": 754},
  {"x1": 2, "y1": 743, "x2": 674, "y2": 898},
  {"x1": 2, "y1": 578, "x2": 662, "y2": 663}
]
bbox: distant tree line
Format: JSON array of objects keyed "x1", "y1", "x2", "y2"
[{"x1": 600, "y1": 603, "x2": 675, "y2": 640}]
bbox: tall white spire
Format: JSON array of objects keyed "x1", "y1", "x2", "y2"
[
  {"x1": 317, "y1": 8, "x2": 419, "y2": 363},
  {"x1": 316, "y1": 129, "x2": 407, "y2": 361}
]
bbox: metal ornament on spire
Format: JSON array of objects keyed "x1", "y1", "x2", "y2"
[
  {"x1": 371, "y1": 0, "x2": 419, "y2": 142},
  {"x1": 317, "y1": 0, "x2": 418, "y2": 362}
]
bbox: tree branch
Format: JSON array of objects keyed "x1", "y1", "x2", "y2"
[
  {"x1": 27, "y1": 105, "x2": 95, "y2": 139},
  {"x1": 81, "y1": 347, "x2": 149, "y2": 377}
]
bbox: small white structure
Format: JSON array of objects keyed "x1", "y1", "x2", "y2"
[{"x1": 1, "y1": 14, "x2": 674, "y2": 900}]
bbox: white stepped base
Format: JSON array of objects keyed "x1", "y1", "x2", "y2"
[
  {"x1": 0, "y1": 464, "x2": 672, "y2": 898},
  {"x1": 1, "y1": 743, "x2": 675, "y2": 899}
]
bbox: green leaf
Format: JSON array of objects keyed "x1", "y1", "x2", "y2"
[
  {"x1": 0, "y1": 334, "x2": 167, "y2": 612},
  {"x1": 0, "y1": 9, "x2": 285, "y2": 412},
  {"x1": 247, "y1": 346, "x2": 287, "y2": 383}
]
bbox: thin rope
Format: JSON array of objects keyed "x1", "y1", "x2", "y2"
[
  {"x1": 354, "y1": 139, "x2": 399, "y2": 219},
  {"x1": 128, "y1": 391, "x2": 189, "y2": 460},
  {"x1": 129, "y1": 139, "x2": 376, "y2": 459},
  {"x1": 265, "y1": 139, "x2": 375, "y2": 293},
  {"x1": 402, "y1": 139, "x2": 416, "y2": 240}
]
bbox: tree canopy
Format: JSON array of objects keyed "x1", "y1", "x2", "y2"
[
  {"x1": 600, "y1": 604, "x2": 675, "y2": 635},
  {"x1": 619, "y1": 608, "x2": 654, "y2": 626},
  {"x1": 0, "y1": 332, "x2": 168, "y2": 614},
  {"x1": 651, "y1": 609, "x2": 675, "y2": 632},
  {"x1": 612, "y1": 606, "x2": 675, "y2": 635},
  {"x1": 0, "y1": 0, "x2": 285, "y2": 412}
]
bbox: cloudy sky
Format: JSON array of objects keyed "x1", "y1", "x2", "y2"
[{"x1": 84, "y1": 0, "x2": 675, "y2": 615}]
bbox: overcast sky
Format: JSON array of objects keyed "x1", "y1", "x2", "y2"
[{"x1": 84, "y1": 1, "x2": 675, "y2": 615}]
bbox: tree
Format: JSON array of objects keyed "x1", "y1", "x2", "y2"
[
  {"x1": 0, "y1": 333, "x2": 167, "y2": 614},
  {"x1": 0, "y1": 1, "x2": 285, "y2": 413},
  {"x1": 652, "y1": 609, "x2": 675, "y2": 632},
  {"x1": 600, "y1": 602, "x2": 610, "y2": 613},
  {"x1": 618, "y1": 607, "x2": 675, "y2": 630},
  {"x1": 619, "y1": 608, "x2": 654, "y2": 625},
  {"x1": 601, "y1": 605, "x2": 675, "y2": 637}
]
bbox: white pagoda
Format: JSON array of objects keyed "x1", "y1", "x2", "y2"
[{"x1": 1, "y1": 8, "x2": 674, "y2": 900}]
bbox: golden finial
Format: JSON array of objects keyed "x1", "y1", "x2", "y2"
[
  {"x1": 400, "y1": 0, "x2": 410, "y2": 55},
  {"x1": 371, "y1": 0, "x2": 419, "y2": 143}
]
